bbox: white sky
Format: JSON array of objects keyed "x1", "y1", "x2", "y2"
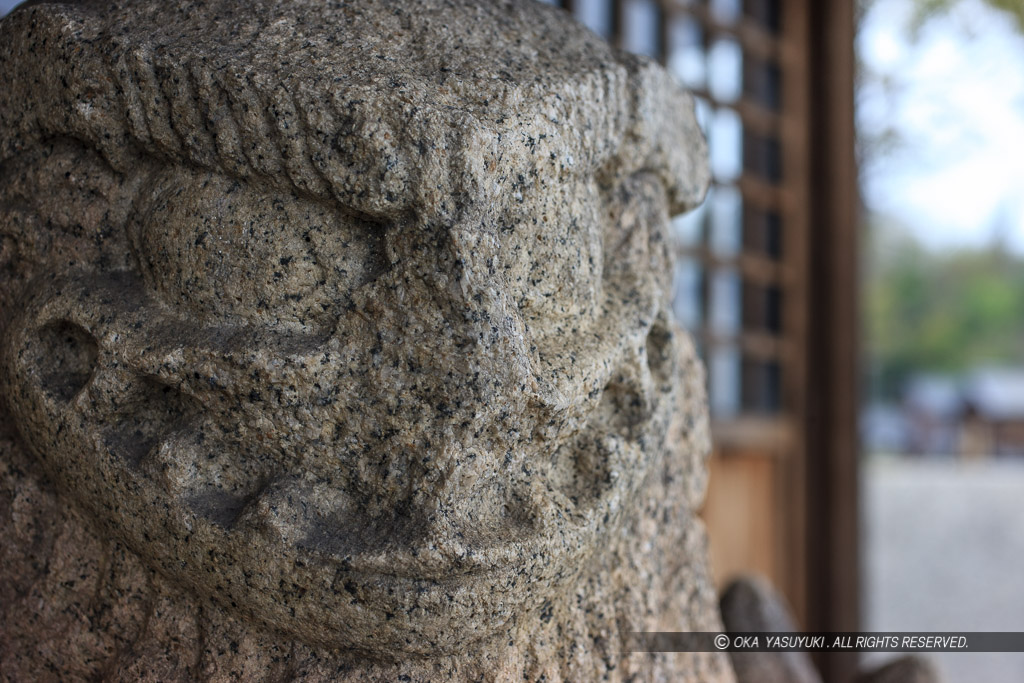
[{"x1": 858, "y1": 0, "x2": 1024, "y2": 254}]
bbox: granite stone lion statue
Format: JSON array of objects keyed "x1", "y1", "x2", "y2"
[{"x1": 0, "y1": 0, "x2": 730, "y2": 680}]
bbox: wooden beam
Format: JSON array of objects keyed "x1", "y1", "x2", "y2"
[{"x1": 804, "y1": 0, "x2": 861, "y2": 680}]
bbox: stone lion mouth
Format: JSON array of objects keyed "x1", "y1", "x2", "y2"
[
  {"x1": 27, "y1": 389, "x2": 599, "y2": 652},
  {"x1": 170, "y1": 444, "x2": 580, "y2": 582},
  {"x1": 16, "y1": 302, "x2": 618, "y2": 585},
  {"x1": 4, "y1": 269, "x2": 651, "y2": 654},
  {"x1": 95, "y1": 405, "x2": 586, "y2": 582}
]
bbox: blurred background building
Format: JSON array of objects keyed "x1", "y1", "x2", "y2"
[{"x1": 859, "y1": 2, "x2": 1024, "y2": 682}]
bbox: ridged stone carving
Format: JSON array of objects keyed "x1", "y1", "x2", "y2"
[{"x1": 0, "y1": 1, "x2": 732, "y2": 680}]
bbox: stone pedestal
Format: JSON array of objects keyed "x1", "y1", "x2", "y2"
[{"x1": 0, "y1": 1, "x2": 730, "y2": 680}]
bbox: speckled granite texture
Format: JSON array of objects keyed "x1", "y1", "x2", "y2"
[{"x1": 0, "y1": 0, "x2": 731, "y2": 680}]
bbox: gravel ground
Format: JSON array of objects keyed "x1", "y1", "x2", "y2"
[{"x1": 863, "y1": 454, "x2": 1024, "y2": 683}]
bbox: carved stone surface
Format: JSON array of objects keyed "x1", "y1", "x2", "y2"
[{"x1": 0, "y1": 0, "x2": 730, "y2": 680}]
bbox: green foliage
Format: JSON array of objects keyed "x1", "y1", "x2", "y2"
[
  {"x1": 859, "y1": 0, "x2": 1024, "y2": 399},
  {"x1": 863, "y1": 217, "x2": 1024, "y2": 399}
]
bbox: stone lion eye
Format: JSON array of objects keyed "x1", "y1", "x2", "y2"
[{"x1": 134, "y1": 168, "x2": 387, "y2": 331}]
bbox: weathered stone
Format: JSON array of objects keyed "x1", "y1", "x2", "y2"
[
  {"x1": 720, "y1": 575, "x2": 822, "y2": 683},
  {"x1": 0, "y1": 0, "x2": 727, "y2": 680}
]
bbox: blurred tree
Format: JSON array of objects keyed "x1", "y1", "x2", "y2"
[
  {"x1": 857, "y1": 0, "x2": 1024, "y2": 171},
  {"x1": 863, "y1": 216, "x2": 1024, "y2": 399},
  {"x1": 859, "y1": 0, "x2": 1024, "y2": 400}
]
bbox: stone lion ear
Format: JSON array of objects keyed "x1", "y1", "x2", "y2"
[{"x1": 616, "y1": 52, "x2": 711, "y2": 215}]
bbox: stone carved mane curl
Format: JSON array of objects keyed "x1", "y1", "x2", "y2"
[{"x1": 0, "y1": 0, "x2": 706, "y2": 221}]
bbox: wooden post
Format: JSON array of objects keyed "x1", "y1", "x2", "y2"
[{"x1": 804, "y1": 0, "x2": 861, "y2": 680}]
